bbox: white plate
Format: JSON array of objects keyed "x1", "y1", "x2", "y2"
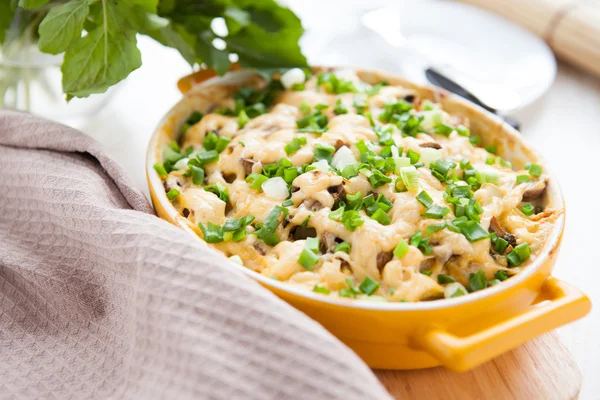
[{"x1": 293, "y1": 0, "x2": 556, "y2": 112}]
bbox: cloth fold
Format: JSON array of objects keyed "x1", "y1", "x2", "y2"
[{"x1": 0, "y1": 110, "x2": 391, "y2": 400}]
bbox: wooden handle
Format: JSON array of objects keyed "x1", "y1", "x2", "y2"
[{"x1": 457, "y1": 0, "x2": 600, "y2": 78}]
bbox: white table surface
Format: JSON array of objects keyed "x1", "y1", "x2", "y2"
[{"x1": 77, "y1": 32, "x2": 600, "y2": 398}]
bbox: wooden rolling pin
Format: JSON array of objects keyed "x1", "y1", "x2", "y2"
[{"x1": 456, "y1": 0, "x2": 600, "y2": 78}]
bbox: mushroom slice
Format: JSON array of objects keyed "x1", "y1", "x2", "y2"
[
  {"x1": 290, "y1": 225, "x2": 317, "y2": 241},
  {"x1": 240, "y1": 158, "x2": 256, "y2": 176},
  {"x1": 522, "y1": 179, "x2": 547, "y2": 201},
  {"x1": 327, "y1": 184, "x2": 346, "y2": 207},
  {"x1": 376, "y1": 251, "x2": 393, "y2": 272},
  {"x1": 489, "y1": 216, "x2": 517, "y2": 248},
  {"x1": 321, "y1": 232, "x2": 339, "y2": 253},
  {"x1": 419, "y1": 142, "x2": 442, "y2": 150}
]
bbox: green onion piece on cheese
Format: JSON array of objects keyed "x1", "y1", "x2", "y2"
[
  {"x1": 313, "y1": 285, "x2": 330, "y2": 294},
  {"x1": 359, "y1": 276, "x2": 380, "y2": 295},
  {"x1": 438, "y1": 274, "x2": 456, "y2": 284},
  {"x1": 166, "y1": 188, "x2": 180, "y2": 200},
  {"x1": 393, "y1": 239, "x2": 409, "y2": 259},
  {"x1": 199, "y1": 222, "x2": 224, "y2": 243},
  {"x1": 334, "y1": 241, "x2": 351, "y2": 253},
  {"x1": 468, "y1": 269, "x2": 487, "y2": 292},
  {"x1": 154, "y1": 163, "x2": 168, "y2": 178},
  {"x1": 416, "y1": 190, "x2": 433, "y2": 208}
]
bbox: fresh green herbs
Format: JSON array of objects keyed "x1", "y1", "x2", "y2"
[
  {"x1": 393, "y1": 239, "x2": 409, "y2": 259},
  {"x1": 298, "y1": 237, "x2": 320, "y2": 270},
  {"x1": 507, "y1": 243, "x2": 531, "y2": 267},
  {"x1": 359, "y1": 276, "x2": 380, "y2": 295},
  {"x1": 166, "y1": 188, "x2": 180, "y2": 200},
  {"x1": 317, "y1": 72, "x2": 356, "y2": 94},
  {"x1": 9, "y1": 1, "x2": 307, "y2": 99},
  {"x1": 285, "y1": 137, "x2": 307, "y2": 155},
  {"x1": 255, "y1": 206, "x2": 288, "y2": 246}
]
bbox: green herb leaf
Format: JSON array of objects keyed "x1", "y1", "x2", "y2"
[
  {"x1": 62, "y1": 1, "x2": 142, "y2": 99},
  {"x1": 19, "y1": 0, "x2": 50, "y2": 9},
  {"x1": 38, "y1": 0, "x2": 90, "y2": 54}
]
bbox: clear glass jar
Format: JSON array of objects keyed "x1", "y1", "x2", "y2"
[{"x1": 0, "y1": 8, "x2": 115, "y2": 123}]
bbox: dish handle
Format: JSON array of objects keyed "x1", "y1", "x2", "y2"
[{"x1": 415, "y1": 277, "x2": 591, "y2": 371}]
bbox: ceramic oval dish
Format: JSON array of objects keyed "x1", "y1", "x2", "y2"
[{"x1": 146, "y1": 67, "x2": 590, "y2": 371}]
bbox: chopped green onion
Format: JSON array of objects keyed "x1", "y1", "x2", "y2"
[
  {"x1": 425, "y1": 222, "x2": 447, "y2": 236},
  {"x1": 371, "y1": 208, "x2": 391, "y2": 225},
  {"x1": 515, "y1": 175, "x2": 530, "y2": 185},
  {"x1": 394, "y1": 176, "x2": 406, "y2": 192},
  {"x1": 468, "y1": 269, "x2": 487, "y2": 292},
  {"x1": 328, "y1": 206, "x2": 345, "y2": 222},
  {"x1": 453, "y1": 219, "x2": 489, "y2": 242},
  {"x1": 456, "y1": 125, "x2": 470, "y2": 137},
  {"x1": 204, "y1": 183, "x2": 229, "y2": 203},
  {"x1": 284, "y1": 137, "x2": 307, "y2": 155},
  {"x1": 486, "y1": 157, "x2": 496, "y2": 165},
  {"x1": 334, "y1": 241, "x2": 351, "y2": 253},
  {"x1": 314, "y1": 143, "x2": 336, "y2": 163},
  {"x1": 521, "y1": 203, "x2": 534, "y2": 216},
  {"x1": 421, "y1": 270, "x2": 433, "y2": 276},
  {"x1": 299, "y1": 101, "x2": 311, "y2": 115},
  {"x1": 190, "y1": 165, "x2": 205, "y2": 185},
  {"x1": 341, "y1": 164, "x2": 359, "y2": 179},
  {"x1": 476, "y1": 171, "x2": 500, "y2": 186},
  {"x1": 484, "y1": 144, "x2": 497, "y2": 154},
  {"x1": 166, "y1": 188, "x2": 180, "y2": 200},
  {"x1": 367, "y1": 168, "x2": 392, "y2": 188},
  {"x1": 407, "y1": 149, "x2": 420, "y2": 164},
  {"x1": 430, "y1": 159, "x2": 456, "y2": 183},
  {"x1": 199, "y1": 222, "x2": 224, "y2": 243},
  {"x1": 422, "y1": 205, "x2": 450, "y2": 219},
  {"x1": 282, "y1": 199, "x2": 294, "y2": 207},
  {"x1": 515, "y1": 242, "x2": 531, "y2": 260},
  {"x1": 359, "y1": 276, "x2": 380, "y2": 295},
  {"x1": 341, "y1": 210, "x2": 364, "y2": 231},
  {"x1": 313, "y1": 285, "x2": 330, "y2": 294},
  {"x1": 526, "y1": 163, "x2": 543, "y2": 177},
  {"x1": 340, "y1": 278, "x2": 360, "y2": 298},
  {"x1": 197, "y1": 150, "x2": 219, "y2": 165},
  {"x1": 400, "y1": 166, "x2": 419, "y2": 191},
  {"x1": 223, "y1": 216, "x2": 255, "y2": 232},
  {"x1": 299, "y1": 248, "x2": 319, "y2": 270},
  {"x1": 434, "y1": 123, "x2": 454, "y2": 136},
  {"x1": 237, "y1": 110, "x2": 250, "y2": 128},
  {"x1": 393, "y1": 239, "x2": 409, "y2": 259},
  {"x1": 493, "y1": 237, "x2": 509, "y2": 254},
  {"x1": 469, "y1": 136, "x2": 481, "y2": 145},
  {"x1": 247, "y1": 173, "x2": 269, "y2": 190},
  {"x1": 345, "y1": 192, "x2": 362, "y2": 210},
  {"x1": 416, "y1": 190, "x2": 433, "y2": 208},
  {"x1": 495, "y1": 270, "x2": 508, "y2": 281},
  {"x1": 154, "y1": 163, "x2": 168, "y2": 178},
  {"x1": 438, "y1": 274, "x2": 456, "y2": 284},
  {"x1": 334, "y1": 98, "x2": 348, "y2": 115}
]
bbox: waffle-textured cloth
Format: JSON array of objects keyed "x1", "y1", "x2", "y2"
[{"x1": 0, "y1": 110, "x2": 391, "y2": 400}]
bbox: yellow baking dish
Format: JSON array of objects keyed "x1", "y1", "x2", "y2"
[{"x1": 146, "y1": 67, "x2": 591, "y2": 371}]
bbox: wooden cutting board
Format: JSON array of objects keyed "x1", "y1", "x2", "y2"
[{"x1": 374, "y1": 333, "x2": 581, "y2": 400}]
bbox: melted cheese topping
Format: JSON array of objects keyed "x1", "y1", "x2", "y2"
[{"x1": 161, "y1": 69, "x2": 558, "y2": 302}]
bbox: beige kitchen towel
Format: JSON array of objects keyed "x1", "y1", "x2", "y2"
[{"x1": 0, "y1": 110, "x2": 391, "y2": 400}]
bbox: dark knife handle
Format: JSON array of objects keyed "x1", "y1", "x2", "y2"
[{"x1": 425, "y1": 68, "x2": 520, "y2": 131}]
